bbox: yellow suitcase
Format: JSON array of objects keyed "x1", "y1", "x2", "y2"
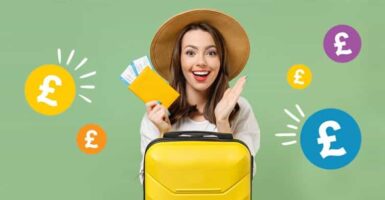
[{"x1": 144, "y1": 131, "x2": 253, "y2": 200}]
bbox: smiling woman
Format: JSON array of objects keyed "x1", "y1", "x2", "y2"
[
  {"x1": 181, "y1": 28, "x2": 220, "y2": 85},
  {"x1": 138, "y1": 9, "x2": 260, "y2": 184},
  {"x1": 170, "y1": 24, "x2": 227, "y2": 125}
]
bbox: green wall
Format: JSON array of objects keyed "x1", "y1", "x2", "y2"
[{"x1": 1, "y1": 0, "x2": 383, "y2": 199}]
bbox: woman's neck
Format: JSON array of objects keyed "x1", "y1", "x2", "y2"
[{"x1": 186, "y1": 85, "x2": 208, "y2": 113}]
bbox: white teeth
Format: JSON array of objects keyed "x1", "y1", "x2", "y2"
[{"x1": 193, "y1": 71, "x2": 209, "y2": 76}]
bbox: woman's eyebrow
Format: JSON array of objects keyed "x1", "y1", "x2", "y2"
[
  {"x1": 183, "y1": 45, "x2": 198, "y2": 50},
  {"x1": 205, "y1": 45, "x2": 216, "y2": 50},
  {"x1": 183, "y1": 45, "x2": 216, "y2": 50}
]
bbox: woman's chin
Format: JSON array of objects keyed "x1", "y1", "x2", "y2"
[
  {"x1": 191, "y1": 84, "x2": 210, "y2": 93},
  {"x1": 186, "y1": 77, "x2": 214, "y2": 93}
]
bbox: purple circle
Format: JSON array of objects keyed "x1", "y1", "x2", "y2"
[{"x1": 323, "y1": 25, "x2": 361, "y2": 63}]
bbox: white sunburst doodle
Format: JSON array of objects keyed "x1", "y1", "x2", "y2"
[
  {"x1": 57, "y1": 48, "x2": 95, "y2": 103},
  {"x1": 275, "y1": 104, "x2": 306, "y2": 146}
]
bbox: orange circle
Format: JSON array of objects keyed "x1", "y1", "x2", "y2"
[{"x1": 77, "y1": 124, "x2": 107, "y2": 154}]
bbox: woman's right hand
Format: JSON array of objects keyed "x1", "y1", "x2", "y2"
[{"x1": 145, "y1": 100, "x2": 171, "y2": 137}]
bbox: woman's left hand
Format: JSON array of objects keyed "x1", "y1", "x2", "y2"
[{"x1": 215, "y1": 76, "x2": 246, "y2": 124}]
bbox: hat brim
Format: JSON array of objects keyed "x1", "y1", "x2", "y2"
[{"x1": 150, "y1": 9, "x2": 250, "y2": 81}]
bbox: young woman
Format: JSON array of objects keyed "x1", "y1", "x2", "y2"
[{"x1": 139, "y1": 9, "x2": 260, "y2": 183}]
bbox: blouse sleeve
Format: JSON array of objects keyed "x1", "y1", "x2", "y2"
[
  {"x1": 139, "y1": 113, "x2": 161, "y2": 184},
  {"x1": 140, "y1": 114, "x2": 161, "y2": 155},
  {"x1": 231, "y1": 97, "x2": 261, "y2": 175}
]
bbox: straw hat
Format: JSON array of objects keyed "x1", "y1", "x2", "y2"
[{"x1": 150, "y1": 9, "x2": 250, "y2": 81}]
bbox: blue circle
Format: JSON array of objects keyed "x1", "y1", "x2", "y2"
[{"x1": 300, "y1": 108, "x2": 361, "y2": 170}]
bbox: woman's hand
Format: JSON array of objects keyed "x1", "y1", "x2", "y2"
[
  {"x1": 215, "y1": 76, "x2": 246, "y2": 132},
  {"x1": 146, "y1": 101, "x2": 171, "y2": 137}
]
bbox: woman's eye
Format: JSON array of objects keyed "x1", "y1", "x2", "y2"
[
  {"x1": 185, "y1": 50, "x2": 195, "y2": 56},
  {"x1": 207, "y1": 50, "x2": 217, "y2": 56}
]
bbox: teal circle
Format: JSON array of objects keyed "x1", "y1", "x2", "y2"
[{"x1": 300, "y1": 108, "x2": 361, "y2": 170}]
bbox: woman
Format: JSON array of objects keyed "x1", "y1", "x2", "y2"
[{"x1": 139, "y1": 9, "x2": 260, "y2": 183}]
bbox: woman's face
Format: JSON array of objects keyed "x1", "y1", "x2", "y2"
[{"x1": 180, "y1": 29, "x2": 220, "y2": 93}]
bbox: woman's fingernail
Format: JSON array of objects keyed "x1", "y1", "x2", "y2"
[
  {"x1": 157, "y1": 101, "x2": 162, "y2": 105},
  {"x1": 245, "y1": 75, "x2": 248, "y2": 79}
]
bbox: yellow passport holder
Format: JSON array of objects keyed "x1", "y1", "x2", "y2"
[{"x1": 128, "y1": 67, "x2": 179, "y2": 108}]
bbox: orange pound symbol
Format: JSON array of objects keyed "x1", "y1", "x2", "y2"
[{"x1": 77, "y1": 124, "x2": 107, "y2": 154}]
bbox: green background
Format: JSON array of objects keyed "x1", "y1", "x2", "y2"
[{"x1": 1, "y1": 0, "x2": 384, "y2": 199}]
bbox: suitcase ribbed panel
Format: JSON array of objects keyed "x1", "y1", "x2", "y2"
[{"x1": 145, "y1": 140, "x2": 251, "y2": 200}]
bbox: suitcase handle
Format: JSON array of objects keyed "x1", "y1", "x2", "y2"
[{"x1": 163, "y1": 131, "x2": 233, "y2": 139}]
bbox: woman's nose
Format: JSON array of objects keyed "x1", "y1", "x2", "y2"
[{"x1": 196, "y1": 53, "x2": 207, "y2": 67}]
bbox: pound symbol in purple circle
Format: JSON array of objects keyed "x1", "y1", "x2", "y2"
[{"x1": 324, "y1": 25, "x2": 361, "y2": 63}]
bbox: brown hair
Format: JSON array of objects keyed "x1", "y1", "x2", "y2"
[{"x1": 168, "y1": 23, "x2": 240, "y2": 126}]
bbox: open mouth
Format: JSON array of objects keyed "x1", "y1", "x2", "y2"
[{"x1": 192, "y1": 71, "x2": 210, "y2": 81}]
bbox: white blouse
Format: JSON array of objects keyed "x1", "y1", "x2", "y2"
[{"x1": 139, "y1": 96, "x2": 260, "y2": 184}]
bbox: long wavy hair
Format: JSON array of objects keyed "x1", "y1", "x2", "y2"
[{"x1": 168, "y1": 23, "x2": 239, "y2": 126}]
